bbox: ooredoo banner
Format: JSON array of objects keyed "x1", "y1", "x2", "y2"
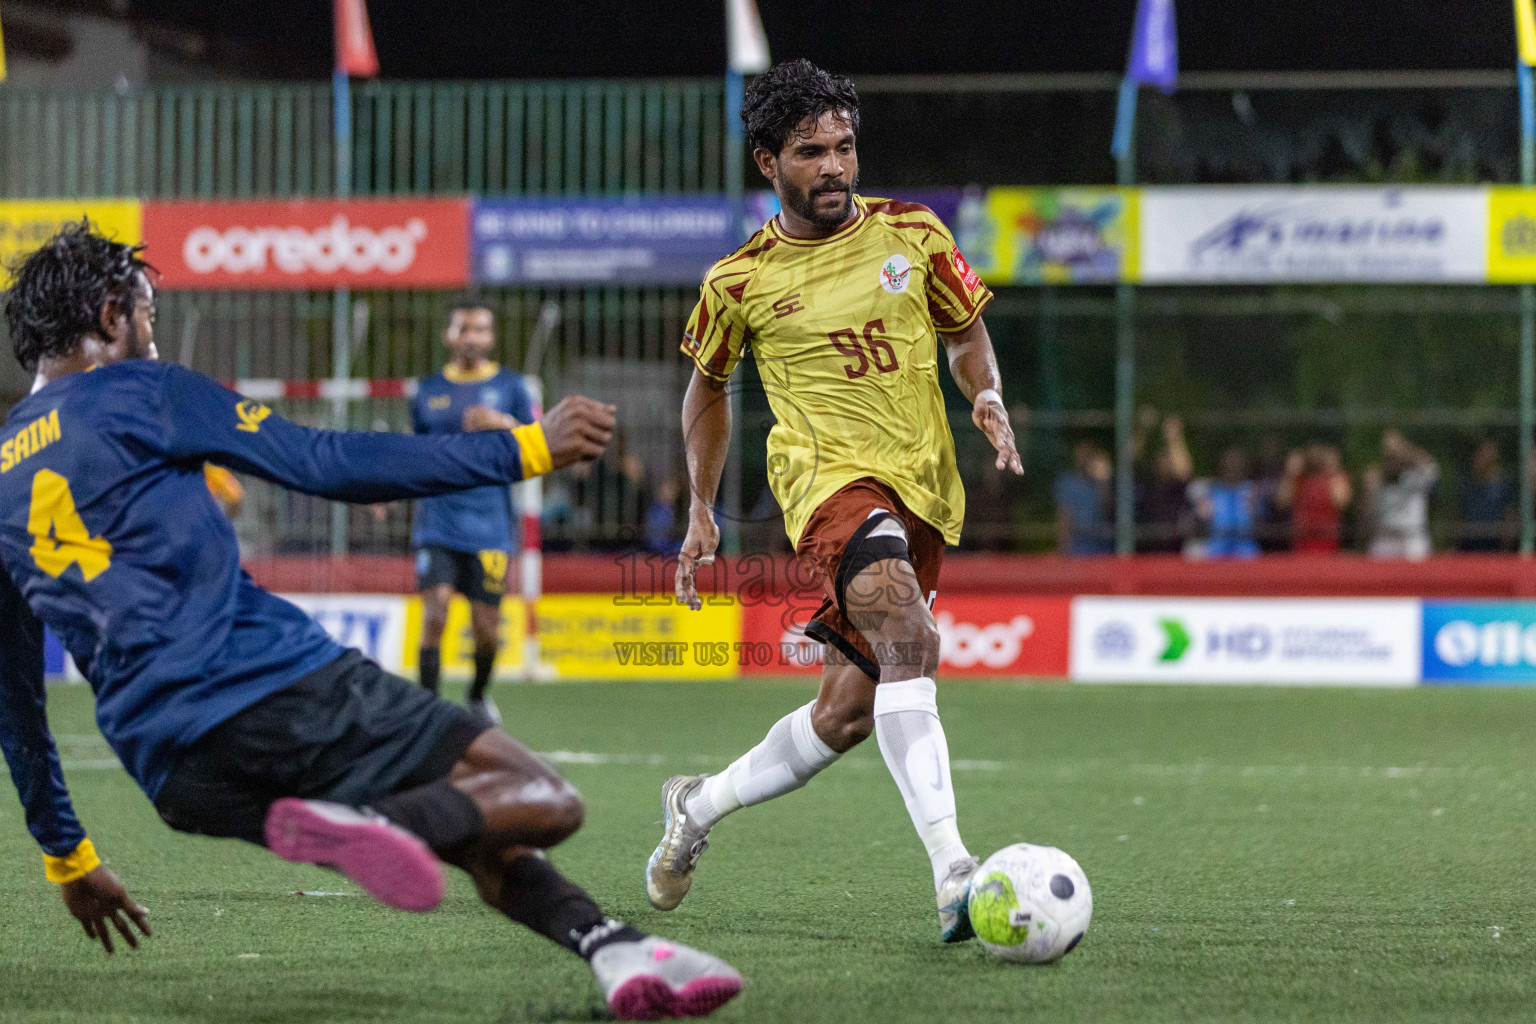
[
  {"x1": 1070, "y1": 597, "x2": 1420, "y2": 685},
  {"x1": 738, "y1": 595, "x2": 1071, "y2": 677},
  {"x1": 142, "y1": 199, "x2": 470, "y2": 289},
  {"x1": 1421, "y1": 601, "x2": 1536, "y2": 684},
  {"x1": 1138, "y1": 186, "x2": 1488, "y2": 284}
]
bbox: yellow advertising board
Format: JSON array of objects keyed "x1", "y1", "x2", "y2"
[
  {"x1": 968, "y1": 187, "x2": 1138, "y2": 285},
  {"x1": 1488, "y1": 187, "x2": 1536, "y2": 283},
  {"x1": 0, "y1": 200, "x2": 143, "y2": 286},
  {"x1": 402, "y1": 594, "x2": 740, "y2": 680}
]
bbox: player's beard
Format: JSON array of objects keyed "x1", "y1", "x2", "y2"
[{"x1": 780, "y1": 174, "x2": 858, "y2": 231}]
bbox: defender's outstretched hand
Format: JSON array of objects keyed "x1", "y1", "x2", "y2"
[
  {"x1": 973, "y1": 392, "x2": 1023, "y2": 475},
  {"x1": 542, "y1": 396, "x2": 616, "y2": 470},
  {"x1": 675, "y1": 509, "x2": 720, "y2": 611},
  {"x1": 61, "y1": 865, "x2": 151, "y2": 954}
]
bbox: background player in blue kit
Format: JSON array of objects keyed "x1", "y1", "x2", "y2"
[
  {"x1": 0, "y1": 223, "x2": 742, "y2": 1020},
  {"x1": 410, "y1": 299, "x2": 534, "y2": 723}
]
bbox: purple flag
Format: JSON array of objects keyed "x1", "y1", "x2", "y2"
[{"x1": 1127, "y1": 0, "x2": 1177, "y2": 94}]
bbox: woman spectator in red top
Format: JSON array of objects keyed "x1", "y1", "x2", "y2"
[{"x1": 1275, "y1": 443, "x2": 1352, "y2": 553}]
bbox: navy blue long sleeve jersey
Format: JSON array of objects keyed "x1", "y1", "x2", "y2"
[
  {"x1": 0, "y1": 570, "x2": 86, "y2": 857},
  {"x1": 0, "y1": 361, "x2": 541, "y2": 828},
  {"x1": 410, "y1": 363, "x2": 534, "y2": 553}
]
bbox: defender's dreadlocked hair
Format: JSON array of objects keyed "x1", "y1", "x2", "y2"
[
  {"x1": 4, "y1": 219, "x2": 152, "y2": 372},
  {"x1": 742, "y1": 58, "x2": 860, "y2": 155}
]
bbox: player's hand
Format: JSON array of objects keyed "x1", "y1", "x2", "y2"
[
  {"x1": 973, "y1": 393, "x2": 1023, "y2": 474},
  {"x1": 60, "y1": 865, "x2": 151, "y2": 955},
  {"x1": 542, "y1": 396, "x2": 616, "y2": 470},
  {"x1": 675, "y1": 508, "x2": 720, "y2": 611},
  {"x1": 463, "y1": 405, "x2": 522, "y2": 432}
]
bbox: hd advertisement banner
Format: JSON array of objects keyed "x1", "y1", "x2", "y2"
[
  {"x1": 1070, "y1": 597, "x2": 1421, "y2": 686},
  {"x1": 472, "y1": 196, "x2": 736, "y2": 286},
  {"x1": 1138, "y1": 186, "x2": 1489, "y2": 284}
]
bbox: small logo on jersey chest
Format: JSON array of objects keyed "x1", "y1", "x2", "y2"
[
  {"x1": 428, "y1": 395, "x2": 451, "y2": 411},
  {"x1": 879, "y1": 254, "x2": 912, "y2": 294},
  {"x1": 480, "y1": 387, "x2": 500, "y2": 407},
  {"x1": 772, "y1": 293, "x2": 806, "y2": 318}
]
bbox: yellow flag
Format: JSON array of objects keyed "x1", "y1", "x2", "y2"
[
  {"x1": 1518, "y1": 0, "x2": 1536, "y2": 65},
  {"x1": 0, "y1": 11, "x2": 8, "y2": 83}
]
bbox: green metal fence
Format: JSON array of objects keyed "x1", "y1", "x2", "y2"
[{"x1": 0, "y1": 80, "x2": 725, "y2": 198}]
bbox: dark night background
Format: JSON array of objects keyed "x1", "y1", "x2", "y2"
[{"x1": 10, "y1": 0, "x2": 1522, "y2": 78}]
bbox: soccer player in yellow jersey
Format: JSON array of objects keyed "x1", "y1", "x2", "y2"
[{"x1": 647, "y1": 60, "x2": 1023, "y2": 944}]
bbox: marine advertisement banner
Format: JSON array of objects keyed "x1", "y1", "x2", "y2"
[{"x1": 1138, "y1": 186, "x2": 1488, "y2": 283}]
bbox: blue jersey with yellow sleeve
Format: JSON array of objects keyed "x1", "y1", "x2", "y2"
[
  {"x1": 0, "y1": 360, "x2": 542, "y2": 807},
  {"x1": 410, "y1": 362, "x2": 533, "y2": 554}
]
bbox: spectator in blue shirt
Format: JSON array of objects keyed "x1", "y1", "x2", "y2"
[
  {"x1": 1055, "y1": 442, "x2": 1114, "y2": 556},
  {"x1": 1457, "y1": 439, "x2": 1514, "y2": 552},
  {"x1": 1191, "y1": 447, "x2": 1259, "y2": 559}
]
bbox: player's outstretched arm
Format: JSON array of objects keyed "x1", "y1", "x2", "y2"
[
  {"x1": 676, "y1": 367, "x2": 728, "y2": 610},
  {"x1": 155, "y1": 365, "x2": 612, "y2": 502},
  {"x1": 0, "y1": 572, "x2": 151, "y2": 954},
  {"x1": 941, "y1": 318, "x2": 1024, "y2": 475}
]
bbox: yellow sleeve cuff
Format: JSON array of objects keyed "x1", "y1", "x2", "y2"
[
  {"x1": 44, "y1": 838, "x2": 100, "y2": 884},
  {"x1": 512, "y1": 422, "x2": 553, "y2": 479}
]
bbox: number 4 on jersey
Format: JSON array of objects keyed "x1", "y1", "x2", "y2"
[{"x1": 29, "y1": 468, "x2": 112, "y2": 581}]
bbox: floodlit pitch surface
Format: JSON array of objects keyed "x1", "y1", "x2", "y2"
[{"x1": 2, "y1": 680, "x2": 1534, "y2": 1023}]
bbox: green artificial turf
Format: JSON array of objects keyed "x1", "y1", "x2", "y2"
[{"x1": 2, "y1": 679, "x2": 1534, "y2": 1023}]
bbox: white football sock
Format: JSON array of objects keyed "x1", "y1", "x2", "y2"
[
  {"x1": 873, "y1": 676, "x2": 972, "y2": 891},
  {"x1": 686, "y1": 700, "x2": 840, "y2": 829}
]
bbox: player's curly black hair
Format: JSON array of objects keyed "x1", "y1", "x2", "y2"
[
  {"x1": 3, "y1": 218, "x2": 152, "y2": 372},
  {"x1": 742, "y1": 58, "x2": 860, "y2": 155}
]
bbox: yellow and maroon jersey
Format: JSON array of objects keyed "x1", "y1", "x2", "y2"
[{"x1": 681, "y1": 196, "x2": 992, "y2": 545}]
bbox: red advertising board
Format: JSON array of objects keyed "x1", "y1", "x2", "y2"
[
  {"x1": 738, "y1": 595, "x2": 1071, "y2": 678},
  {"x1": 142, "y1": 199, "x2": 470, "y2": 289}
]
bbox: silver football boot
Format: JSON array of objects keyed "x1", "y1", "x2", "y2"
[
  {"x1": 645, "y1": 774, "x2": 713, "y2": 911},
  {"x1": 591, "y1": 934, "x2": 743, "y2": 1020},
  {"x1": 937, "y1": 855, "x2": 982, "y2": 943}
]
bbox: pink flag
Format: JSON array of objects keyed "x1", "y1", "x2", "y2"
[{"x1": 334, "y1": 0, "x2": 379, "y2": 78}]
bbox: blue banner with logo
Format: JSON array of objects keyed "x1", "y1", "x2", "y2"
[
  {"x1": 471, "y1": 197, "x2": 736, "y2": 286},
  {"x1": 1421, "y1": 601, "x2": 1536, "y2": 684}
]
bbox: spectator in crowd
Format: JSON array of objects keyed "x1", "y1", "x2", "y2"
[
  {"x1": 1456, "y1": 438, "x2": 1514, "y2": 552},
  {"x1": 1275, "y1": 442, "x2": 1352, "y2": 553},
  {"x1": 1189, "y1": 447, "x2": 1259, "y2": 559},
  {"x1": 644, "y1": 476, "x2": 683, "y2": 555},
  {"x1": 1363, "y1": 429, "x2": 1439, "y2": 560},
  {"x1": 1133, "y1": 412, "x2": 1193, "y2": 553},
  {"x1": 1055, "y1": 441, "x2": 1114, "y2": 556},
  {"x1": 1252, "y1": 435, "x2": 1291, "y2": 552}
]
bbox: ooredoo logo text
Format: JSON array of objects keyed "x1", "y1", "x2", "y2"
[
  {"x1": 142, "y1": 199, "x2": 471, "y2": 289},
  {"x1": 184, "y1": 216, "x2": 428, "y2": 276}
]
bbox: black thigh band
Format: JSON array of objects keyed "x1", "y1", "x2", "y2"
[
  {"x1": 804, "y1": 617, "x2": 882, "y2": 682},
  {"x1": 834, "y1": 513, "x2": 913, "y2": 615}
]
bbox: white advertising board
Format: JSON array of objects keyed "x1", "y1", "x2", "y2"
[
  {"x1": 280, "y1": 593, "x2": 408, "y2": 674},
  {"x1": 1070, "y1": 598, "x2": 1420, "y2": 686},
  {"x1": 1139, "y1": 186, "x2": 1488, "y2": 283}
]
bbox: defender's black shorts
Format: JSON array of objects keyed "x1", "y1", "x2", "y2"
[
  {"x1": 153, "y1": 649, "x2": 489, "y2": 846},
  {"x1": 415, "y1": 544, "x2": 509, "y2": 606}
]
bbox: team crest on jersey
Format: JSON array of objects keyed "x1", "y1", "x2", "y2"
[
  {"x1": 951, "y1": 246, "x2": 982, "y2": 291},
  {"x1": 481, "y1": 387, "x2": 500, "y2": 407},
  {"x1": 880, "y1": 254, "x2": 912, "y2": 294}
]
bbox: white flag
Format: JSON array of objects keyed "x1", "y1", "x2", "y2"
[{"x1": 726, "y1": 0, "x2": 770, "y2": 74}]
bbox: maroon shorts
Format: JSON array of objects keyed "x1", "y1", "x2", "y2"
[{"x1": 796, "y1": 478, "x2": 945, "y2": 681}]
